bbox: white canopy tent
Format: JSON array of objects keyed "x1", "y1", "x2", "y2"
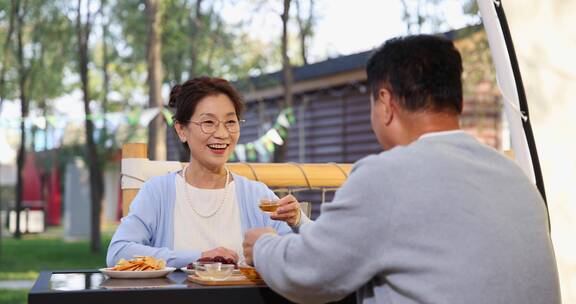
[{"x1": 478, "y1": 0, "x2": 547, "y2": 204}]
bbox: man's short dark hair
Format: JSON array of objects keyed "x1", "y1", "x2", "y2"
[{"x1": 366, "y1": 34, "x2": 463, "y2": 114}]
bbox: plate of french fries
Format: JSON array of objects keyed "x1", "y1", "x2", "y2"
[{"x1": 100, "y1": 256, "x2": 175, "y2": 279}]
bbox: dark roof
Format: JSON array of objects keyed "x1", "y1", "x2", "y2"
[
  {"x1": 235, "y1": 50, "x2": 373, "y2": 92},
  {"x1": 236, "y1": 24, "x2": 482, "y2": 92}
]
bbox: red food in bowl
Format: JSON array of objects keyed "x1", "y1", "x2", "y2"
[{"x1": 189, "y1": 256, "x2": 238, "y2": 269}]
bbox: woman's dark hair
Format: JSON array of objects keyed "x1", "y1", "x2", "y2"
[
  {"x1": 169, "y1": 76, "x2": 245, "y2": 123},
  {"x1": 366, "y1": 34, "x2": 463, "y2": 114},
  {"x1": 169, "y1": 77, "x2": 245, "y2": 152}
]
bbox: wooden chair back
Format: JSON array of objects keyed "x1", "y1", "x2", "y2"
[{"x1": 121, "y1": 143, "x2": 352, "y2": 217}]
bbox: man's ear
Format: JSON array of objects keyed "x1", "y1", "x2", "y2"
[{"x1": 377, "y1": 88, "x2": 395, "y2": 126}]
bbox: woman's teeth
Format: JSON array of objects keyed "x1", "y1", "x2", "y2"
[{"x1": 208, "y1": 144, "x2": 228, "y2": 150}]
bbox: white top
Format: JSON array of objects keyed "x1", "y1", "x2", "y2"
[
  {"x1": 419, "y1": 129, "x2": 466, "y2": 139},
  {"x1": 173, "y1": 172, "x2": 243, "y2": 257}
]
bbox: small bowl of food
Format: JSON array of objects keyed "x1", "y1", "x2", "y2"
[
  {"x1": 259, "y1": 199, "x2": 280, "y2": 214},
  {"x1": 194, "y1": 262, "x2": 235, "y2": 281},
  {"x1": 238, "y1": 264, "x2": 261, "y2": 280},
  {"x1": 192, "y1": 256, "x2": 237, "y2": 267}
]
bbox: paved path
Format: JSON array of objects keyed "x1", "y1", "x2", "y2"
[{"x1": 0, "y1": 280, "x2": 35, "y2": 289}]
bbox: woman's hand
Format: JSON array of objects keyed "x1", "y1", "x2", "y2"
[
  {"x1": 270, "y1": 194, "x2": 302, "y2": 227},
  {"x1": 201, "y1": 247, "x2": 239, "y2": 263}
]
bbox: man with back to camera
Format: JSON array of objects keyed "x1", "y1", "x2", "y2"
[{"x1": 242, "y1": 34, "x2": 561, "y2": 304}]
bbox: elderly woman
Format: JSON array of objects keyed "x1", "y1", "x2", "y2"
[{"x1": 107, "y1": 77, "x2": 310, "y2": 268}]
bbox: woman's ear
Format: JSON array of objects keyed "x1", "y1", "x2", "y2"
[{"x1": 174, "y1": 122, "x2": 187, "y2": 143}]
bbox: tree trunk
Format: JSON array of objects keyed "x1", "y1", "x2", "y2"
[
  {"x1": 145, "y1": 0, "x2": 166, "y2": 161},
  {"x1": 295, "y1": 0, "x2": 314, "y2": 65},
  {"x1": 76, "y1": 0, "x2": 104, "y2": 253},
  {"x1": 275, "y1": 0, "x2": 293, "y2": 162},
  {"x1": 0, "y1": 0, "x2": 17, "y2": 108},
  {"x1": 0, "y1": 0, "x2": 18, "y2": 249},
  {"x1": 298, "y1": 27, "x2": 308, "y2": 66},
  {"x1": 188, "y1": 0, "x2": 204, "y2": 78},
  {"x1": 101, "y1": 0, "x2": 110, "y2": 138},
  {"x1": 14, "y1": 0, "x2": 26, "y2": 239}
]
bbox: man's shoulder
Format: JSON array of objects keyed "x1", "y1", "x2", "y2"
[{"x1": 354, "y1": 146, "x2": 412, "y2": 171}]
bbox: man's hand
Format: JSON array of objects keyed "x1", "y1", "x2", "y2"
[
  {"x1": 243, "y1": 227, "x2": 277, "y2": 265},
  {"x1": 201, "y1": 247, "x2": 239, "y2": 263},
  {"x1": 270, "y1": 194, "x2": 302, "y2": 227}
]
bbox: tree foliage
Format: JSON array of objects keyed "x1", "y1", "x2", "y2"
[{"x1": 0, "y1": 0, "x2": 321, "y2": 239}]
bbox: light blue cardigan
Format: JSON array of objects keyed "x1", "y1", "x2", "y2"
[{"x1": 106, "y1": 172, "x2": 300, "y2": 268}]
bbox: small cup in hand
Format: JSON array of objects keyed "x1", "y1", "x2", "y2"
[{"x1": 258, "y1": 198, "x2": 280, "y2": 214}]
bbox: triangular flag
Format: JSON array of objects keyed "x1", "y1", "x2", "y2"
[
  {"x1": 277, "y1": 111, "x2": 290, "y2": 128},
  {"x1": 46, "y1": 116, "x2": 58, "y2": 127},
  {"x1": 260, "y1": 136, "x2": 275, "y2": 153},
  {"x1": 127, "y1": 109, "x2": 141, "y2": 126},
  {"x1": 31, "y1": 117, "x2": 47, "y2": 130},
  {"x1": 254, "y1": 140, "x2": 270, "y2": 162},
  {"x1": 245, "y1": 143, "x2": 257, "y2": 162},
  {"x1": 161, "y1": 108, "x2": 174, "y2": 126},
  {"x1": 235, "y1": 144, "x2": 246, "y2": 162},
  {"x1": 266, "y1": 128, "x2": 284, "y2": 145},
  {"x1": 139, "y1": 108, "x2": 161, "y2": 127},
  {"x1": 276, "y1": 126, "x2": 288, "y2": 140}
]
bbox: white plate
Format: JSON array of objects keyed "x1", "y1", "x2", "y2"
[
  {"x1": 180, "y1": 267, "x2": 195, "y2": 275},
  {"x1": 179, "y1": 267, "x2": 241, "y2": 275},
  {"x1": 99, "y1": 267, "x2": 176, "y2": 279}
]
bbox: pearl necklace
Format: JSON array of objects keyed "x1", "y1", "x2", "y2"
[{"x1": 182, "y1": 166, "x2": 230, "y2": 218}]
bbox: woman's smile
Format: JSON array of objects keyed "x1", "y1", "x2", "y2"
[{"x1": 207, "y1": 143, "x2": 230, "y2": 155}]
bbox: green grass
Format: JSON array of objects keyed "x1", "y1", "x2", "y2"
[
  {"x1": 0, "y1": 289, "x2": 28, "y2": 304},
  {"x1": 0, "y1": 227, "x2": 113, "y2": 280}
]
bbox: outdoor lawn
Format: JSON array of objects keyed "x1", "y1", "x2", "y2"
[
  {"x1": 0, "y1": 226, "x2": 113, "y2": 304},
  {"x1": 0, "y1": 289, "x2": 28, "y2": 304}
]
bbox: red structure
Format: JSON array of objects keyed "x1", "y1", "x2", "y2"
[
  {"x1": 22, "y1": 152, "x2": 42, "y2": 209},
  {"x1": 20, "y1": 152, "x2": 62, "y2": 226},
  {"x1": 45, "y1": 168, "x2": 62, "y2": 225}
]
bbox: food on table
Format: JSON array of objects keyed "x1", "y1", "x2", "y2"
[
  {"x1": 187, "y1": 256, "x2": 237, "y2": 270},
  {"x1": 195, "y1": 263, "x2": 235, "y2": 281},
  {"x1": 238, "y1": 264, "x2": 261, "y2": 280},
  {"x1": 111, "y1": 256, "x2": 166, "y2": 271}
]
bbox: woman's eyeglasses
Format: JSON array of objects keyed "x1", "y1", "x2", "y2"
[{"x1": 187, "y1": 119, "x2": 244, "y2": 134}]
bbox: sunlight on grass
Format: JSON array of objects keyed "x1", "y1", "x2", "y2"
[
  {"x1": 0, "y1": 226, "x2": 114, "y2": 281},
  {"x1": 0, "y1": 271, "x2": 38, "y2": 281}
]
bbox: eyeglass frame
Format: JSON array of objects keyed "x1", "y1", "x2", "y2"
[{"x1": 182, "y1": 118, "x2": 245, "y2": 134}]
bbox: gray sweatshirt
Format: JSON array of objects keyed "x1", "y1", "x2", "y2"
[{"x1": 254, "y1": 132, "x2": 560, "y2": 304}]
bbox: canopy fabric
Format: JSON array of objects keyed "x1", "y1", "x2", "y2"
[{"x1": 478, "y1": 0, "x2": 546, "y2": 201}]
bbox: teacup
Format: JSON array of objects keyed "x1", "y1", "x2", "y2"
[{"x1": 258, "y1": 199, "x2": 280, "y2": 214}]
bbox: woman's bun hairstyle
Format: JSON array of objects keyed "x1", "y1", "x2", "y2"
[{"x1": 168, "y1": 83, "x2": 182, "y2": 108}]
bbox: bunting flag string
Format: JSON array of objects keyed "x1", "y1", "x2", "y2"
[
  {"x1": 0, "y1": 107, "x2": 172, "y2": 131},
  {"x1": 229, "y1": 107, "x2": 294, "y2": 163},
  {"x1": 0, "y1": 107, "x2": 166, "y2": 151},
  {"x1": 0, "y1": 106, "x2": 295, "y2": 162}
]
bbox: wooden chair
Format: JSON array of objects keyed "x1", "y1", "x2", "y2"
[{"x1": 120, "y1": 143, "x2": 352, "y2": 218}]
